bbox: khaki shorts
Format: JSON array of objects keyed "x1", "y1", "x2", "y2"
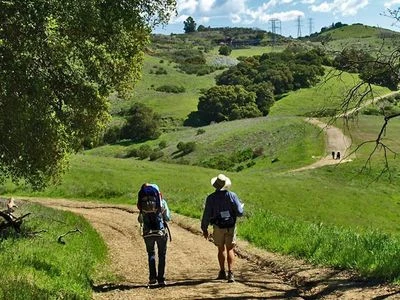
[{"x1": 212, "y1": 225, "x2": 237, "y2": 247}]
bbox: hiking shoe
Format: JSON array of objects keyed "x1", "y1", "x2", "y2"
[
  {"x1": 148, "y1": 278, "x2": 157, "y2": 285},
  {"x1": 217, "y1": 270, "x2": 227, "y2": 280},
  {"x1": 158, "y1": 280, "x2": 166, "y2": 287},
  {"x1": 227, "y1": 271, "x2": 235, "y2": 283}
]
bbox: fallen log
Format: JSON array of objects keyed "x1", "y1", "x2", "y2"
[{"x1": 0, "y1": 210, "x2": 31, "y2": 233}]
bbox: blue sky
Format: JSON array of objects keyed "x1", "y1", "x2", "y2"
[{"x1": 154, "y1": 0, "x2": 400, "y2": 37}]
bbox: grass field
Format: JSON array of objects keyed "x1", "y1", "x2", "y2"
[
  {"x1": 87, "y1": 116, "x2": 325, "y2": 172},
  {"x1": 4, "y1": 27, "x2": 400, "y2": 287},
  {"x1": 110, "y1": 54, "x2": 220, "y2": 121},
  {"x1": 270, "y1": 68, "x2": 391, "y2": 116},
  {"x1": 316, "y1": 24, "x2": 400, "y2": 54},
  {"x1": 0, "y1": 202, "x2": 108, "y2": 299}
]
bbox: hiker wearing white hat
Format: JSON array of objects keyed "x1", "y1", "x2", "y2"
[{"x1": 201, "y1": 174, "x2": 244, "y2": 283}]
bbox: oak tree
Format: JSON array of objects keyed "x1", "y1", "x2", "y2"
[{"x1": 0, "y1": 0, "x2": 176, "y2": 188}]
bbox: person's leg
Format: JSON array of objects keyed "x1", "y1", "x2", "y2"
[
  {"x1": 225, "y1": 227, "x2": 237, "y2": 282},
  {"x1": 144, "y1": 236, "x2": 157, "y2": 282},
  {"x1": 217, "y1": 245, "x2": 226, "y2": 271},
  {"x1": 156, "y1": 234, "x2": 168, "y2": 283},
  {"x1": 226, "y1": 243, "x2": 235, "y2": 272},
  {"x1": 213, "y1": 226, "x2": 228, "y2": 279}
]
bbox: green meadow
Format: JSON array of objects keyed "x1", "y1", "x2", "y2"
[
  {"x1": 3, "y1": 24, "x2": 400, "y2": 298},
  {"x1": 316, "y1": 24, "x2": 400, "y2": 54},
  {"x1": 0, "y1": 203, "x2": 108, "y2": 299},
  {"x1": 111, "y1": 54, "x2": 219, "y2": 121}
]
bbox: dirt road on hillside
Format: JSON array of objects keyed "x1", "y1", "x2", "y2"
[
  {"x1": 30, "y1": 198, "x2": 400, "y2": 299},
  {"x1": 295, "y1": 91, "x2": 400, "y2": 172},
  {"x1": 292, "y1": 118, "x2": 352, "y2": 172}
]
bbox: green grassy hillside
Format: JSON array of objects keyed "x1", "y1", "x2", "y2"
[
  {"x1": 87, "y1": 116, "x2": 325, "y2": 172},
  {"x1": 270, "y1": 68, "x2": 391, "y2": 116},
  {"x1": 4, "y1": 25, "x2": 400, "y2": 282},
  {"x1": 315, "y1": 24, "x2": 400, "y2": 53},
  {"x1": 110, "y1": 55, "x2": 219, "y2": 121}
]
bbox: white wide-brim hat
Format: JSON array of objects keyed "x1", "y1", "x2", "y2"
[{"x1": 211, "y1": 174, "x2": 231, "y2": 191}]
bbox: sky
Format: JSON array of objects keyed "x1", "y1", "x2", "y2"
[{"x1": 153, "y1": 0, "x2": 400, "y2": 37}]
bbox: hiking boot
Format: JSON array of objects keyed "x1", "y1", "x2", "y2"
[
  {"x1": 227, "y1": 271, "x2": 235, "y2": 283},
  {"x1": 217, "y1": 270, "x2": 226, "y2": 280},
  {"x1": 148, "y1": 278, "x2": 157, "y2": 285}
]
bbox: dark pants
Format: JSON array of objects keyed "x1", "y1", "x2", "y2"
[{"x1": 144, "y1": 234, "x2": 168, "y2": 282}]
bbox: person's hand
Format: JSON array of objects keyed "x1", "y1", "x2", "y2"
[{"x1": 202, "y1": 230, "x2": 208, "y2": 239}]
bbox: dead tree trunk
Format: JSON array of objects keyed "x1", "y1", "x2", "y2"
[
  {"x1": 0, "y1": 210, "x2": 31, "y2": 233},
  {"x1": 0, "y1": 198, "x2": 31, "y2": 233}
]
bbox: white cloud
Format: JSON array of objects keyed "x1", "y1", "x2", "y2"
[
  {"x1": 384, "y1": 0, "x2": 400, "y2": 8},
  {"x1": 176, "y1": 0, "x2": 306, "y2": 26},
  {"x1": 311, "y1": 0, "x2": 368, "y2": 16},
  {"x1": 169, "y1": 14, "x2": 190, "y2": 24},
  {"x1": 199, "y1": 16, "x2": 211, "y2": 23},
  {"x1": 177, "y1": 0, "x2": 198, "y2": 14},
  {"x1": 199, "y1": 0, "x2": 216, "y2": 12},
  {"x1": 231, "y1": 14, "x2": 242, "y2": 24},
  {"x1": 257, "y1": 10, "x2": 304, "y2": 22},
  {"x1": 311, "y1": 1, "x2": 331, "y2": 13},
  {"x1": 301, "y1": 0, "x2": 316, "y2": 3}
]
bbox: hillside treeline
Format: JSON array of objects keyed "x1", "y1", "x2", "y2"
[{"x1": 186, "y1": 46, "x2": 327, "y2": 125}]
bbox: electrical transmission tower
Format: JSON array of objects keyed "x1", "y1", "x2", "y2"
[
  {"x1": 297, "y1": 16, "x2": 302, "y2": 38},
  {"x1": 308, "y1": 18, "x2": 313, "y2": 35},
  {"x1": 269, "y1": 18, "x2": 281, "y2": 45}
]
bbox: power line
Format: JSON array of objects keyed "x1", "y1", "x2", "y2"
[
  {"x1": 308, "y1": 18, "x2": 313, "y2": 35},
  {"x1": 297, "y1": 16, "x2": 302, "y2": 38},
  {"x1": 269, "y1": 18, "x2": 281, "y2": 45}
]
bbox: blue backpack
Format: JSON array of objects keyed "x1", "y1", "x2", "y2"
[{"x1": 138, "y1": 184, "x2": 165, "y2": 234}]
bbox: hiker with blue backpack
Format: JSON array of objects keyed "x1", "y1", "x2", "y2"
[
  {"x1": 201, "y1": 174, "x2": 244, "y2": 283},
  {"x1": 137, "y1": 183, "x2": 171, "y2": 287}
]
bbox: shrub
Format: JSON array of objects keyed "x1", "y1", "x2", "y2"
[
  {"x1": 155, "y1": 85, "x2": 186, "y2": 93},
  {"x1": 158, "y1": 140, "x2": 167, "y2": 149},
  {"x1": 218, "y1": 45, "x2": 232, "y2": 56},
  {"x1": 236, "y1": 165, "x2": 245, "y2": 172},
  {"x1": 125, "y1": 148, "x2": 138, "y2": 158},
  {"x1": 200, "y1": 155, "x2": 235, "y2": 171},
  {"x1": 178, "y1": 63, "x2": 216, "y2": 75},
  {"x1": 137, "y1": 145, "x2": 152, "y2": 159},
  {"x1": 246, "y1": 161, "x2": 256, "y2": 168},
  {"x1": 155, "y1": 67, "x2": 167, "y2": 75},
  {"x1": 177, "y1": 141, "x2": 196, "y2": 154},
  {"x1": 103, "y1": 125, "x2": 122, "y2": 144},
  {"x1": 232, "y1": 148, "x2": 253, "y2": 163},
  {"x1": 121, "y1": 103, "x2": 161, "y2": 142},
  {"x1": 149, "y1": 150, "x2": 164, "y2": 161},
  {"x1": 196, "y1": 128, "x2": 206, "y2": 135}
]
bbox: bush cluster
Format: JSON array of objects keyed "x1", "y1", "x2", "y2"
[
  {"x1": 155, "y1": 85, "x2": 186, "y2": 93},
  {"x1": 178, "y1": 63, "x2": 217, "y2": 76},
  {"x1": 150, "y1": 66, "x2": 168, "y2": 75},
  {"x1": 176, "y1": 141, "x2": 196, "y2": 154},
  {"x1": 200, "y1": 147, "x2": 262, "y2": 171},
  {"x1": 125, "y1": 144, "x2": 165, "y2": 161}
]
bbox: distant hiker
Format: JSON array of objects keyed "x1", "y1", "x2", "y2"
[
  {"x1": 137, "y1": 183, "x2": 171, "y2": 287},
  {"x1": 331, "y1": 151, "x2": 335, "y2": 159},
  {"x1": 336, "y1": 151, "x2": 341, "y2": 160},
  {"x1": 201, "y1": 174, "x2": 244, "y2": 283}
]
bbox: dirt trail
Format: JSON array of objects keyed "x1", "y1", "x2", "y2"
[
  {"x1": 295, "y1": 91, "x2": 400, "y2": 172},
  {"x1": 291, "y1": 118, "x2": 352, "y2": 172},
  {"x1": 31, "y1": 199, "x2": 400, "y2": 299}
]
